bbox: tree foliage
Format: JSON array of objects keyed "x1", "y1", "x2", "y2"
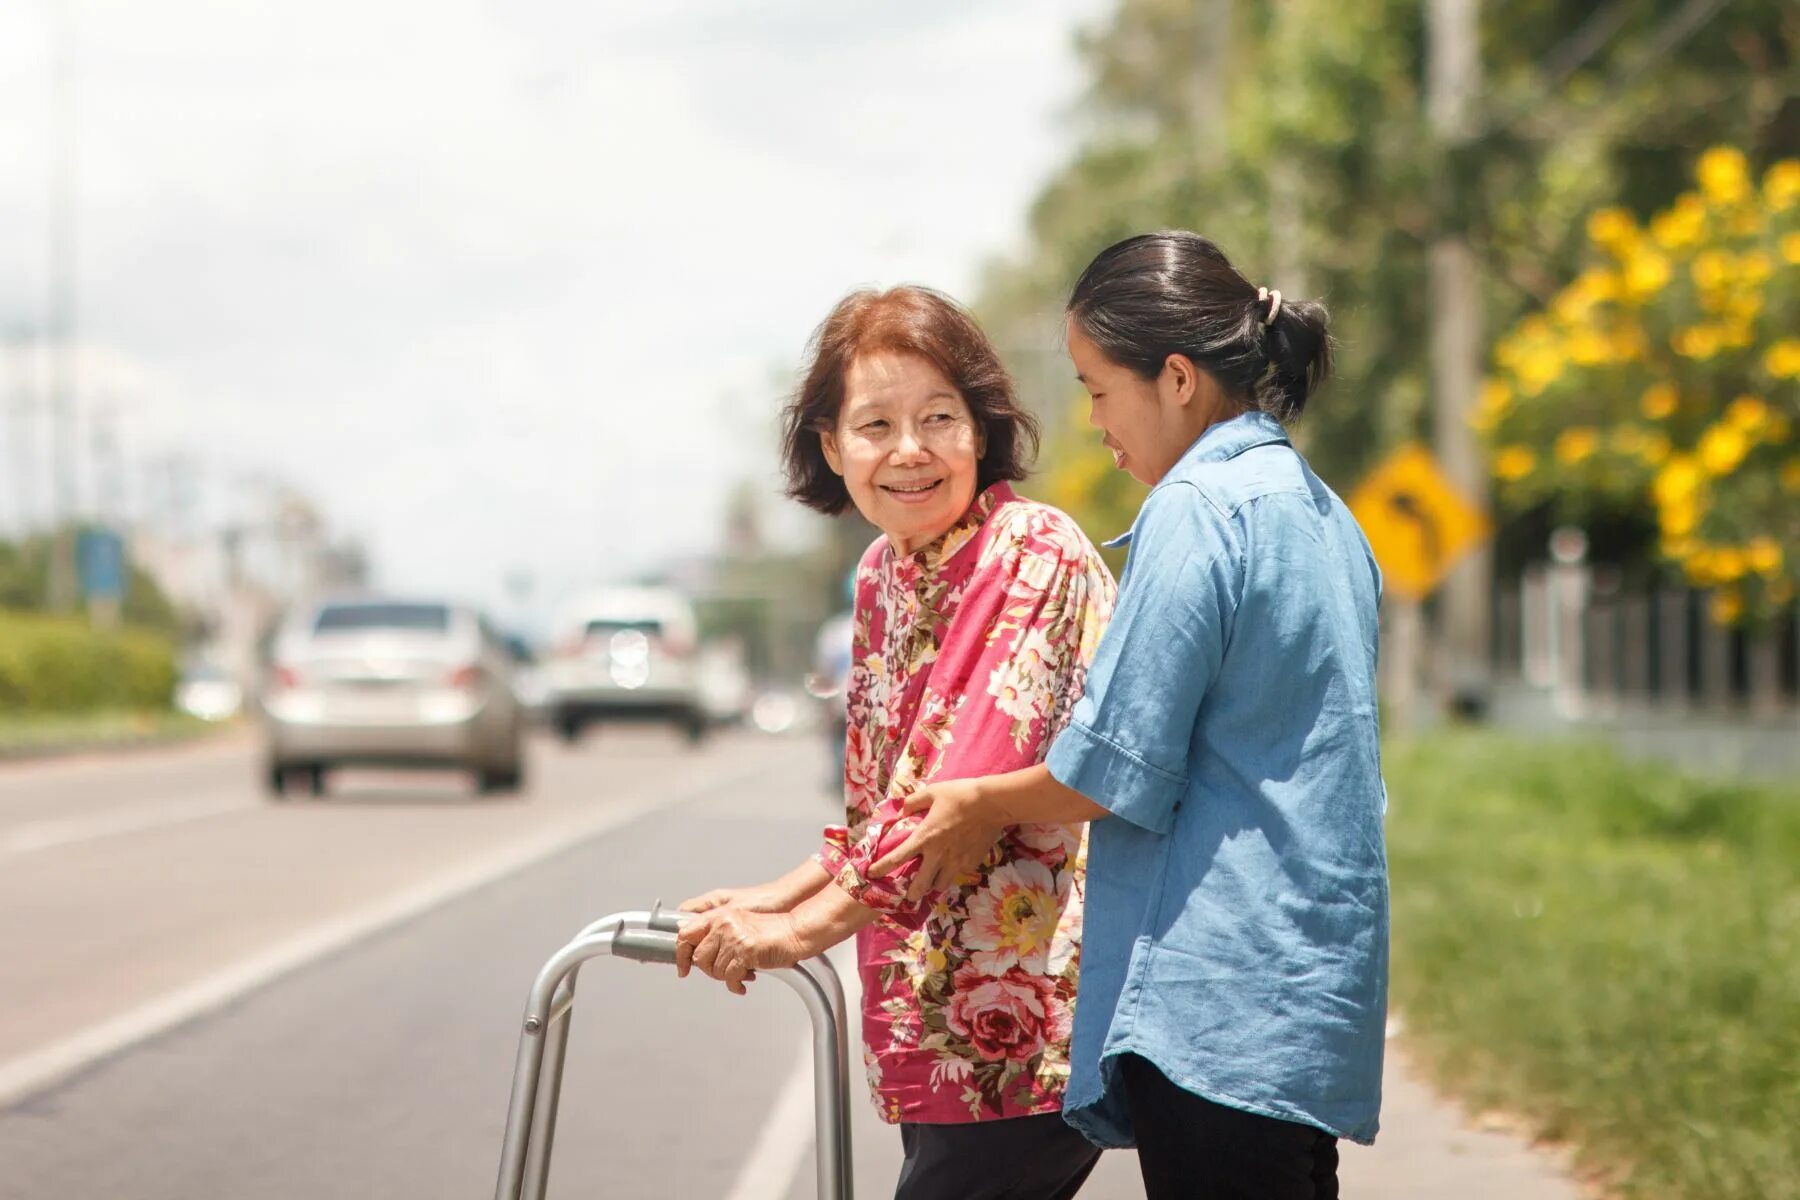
[{"x1": 979, "y1": 0, "x2": 1799, "y2": 553}]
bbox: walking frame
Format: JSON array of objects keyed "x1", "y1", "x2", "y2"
[{"x1": 494, "y1": 903, "x2": 855, "y2": 1200}]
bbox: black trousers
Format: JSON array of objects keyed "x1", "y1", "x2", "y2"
[
  {"x1": 1118, "y1": 1054, "x2": 1339, "y2": 1200},
  {"x1": 895, "y1": 1111, "x2": 1102, "y2": 1200}
]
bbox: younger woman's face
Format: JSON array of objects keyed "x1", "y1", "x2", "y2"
[{"x1": 1066, "y1": 317, "x2": 1206, "y2": 486}]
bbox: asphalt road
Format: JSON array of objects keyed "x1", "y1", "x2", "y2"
[{"x1": 0, "y1": 726, "x2": 1576, "y2": 1198}]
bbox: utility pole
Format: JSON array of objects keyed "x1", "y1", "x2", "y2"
[
  {"x1": 46, "y1": 0, "x2": 81, "y2": 611},
  {"x1": 1427, "y1": 0, "x2": 1491, "y2": 709},
  {"x1": 5, "y1": 328, "x2": 37, "y2": 536}
]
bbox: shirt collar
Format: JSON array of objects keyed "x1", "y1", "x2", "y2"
[
  {"x1": 1102, "y1": 411, "x2": 1289, "y2": 548},
  {"x1": 896, "y1": 481, "x2": 1015, "y2": 578}
]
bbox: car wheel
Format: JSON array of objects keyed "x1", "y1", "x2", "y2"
[
  {"x1": 265, "y1": 763, "x2": 290, "y2": 799},
  {"x1": 307, "y1": 765, "x2": 329, "y2": 797},
  {"x1": 478, "y1": 762, "x2": 524, "y2": 794},
  {"x1": 556, "y1": 714, "x2": 583, "y2": 744},
  {"x1": 682, "y1": 713, "x2": 708, "y2": 745}
]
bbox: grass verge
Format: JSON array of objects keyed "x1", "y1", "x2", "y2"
[
  {"x1": 0, "y1": 709, "x2": 224, "y2": 759},
  {"x1": 1384, "y1": 730, "x2": 1800, "y2": 1200}
]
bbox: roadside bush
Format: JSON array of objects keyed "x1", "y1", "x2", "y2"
[{"x1": 0, "y1": 610, "x2": 177, "y2": 714}]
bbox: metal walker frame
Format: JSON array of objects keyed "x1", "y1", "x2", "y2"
[{"x1": 494, "y1": 904, "x2": 854, "y2": 1200}]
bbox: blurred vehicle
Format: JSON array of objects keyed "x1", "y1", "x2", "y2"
[
  {"x1": 696, "y1": 637, "x2": 753, "y2": 728},
  {"x1": 259, "y1": 597, "x2": 525, "y2": 797},
  {"x1": 174, "y1": 659, "x2": 244, "y2": 723},
  {"x1": 808, "y1": 608, "x2": 855, "y2": 793},
  {"x1": 544, "y1": 586, "x2": 707, "y2": 744},
  {"x1": 503, "y1": 633, "x2": 552, "y2": 723}
]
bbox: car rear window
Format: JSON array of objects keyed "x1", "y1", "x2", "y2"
[
  {"x1": 584, "y1": 619, "x2": 664, "y2": 639},
  {"x1": 314, "y1": 603, "x2": 450, "y2": 634}
]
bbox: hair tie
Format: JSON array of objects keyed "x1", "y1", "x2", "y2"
[{"x1": 1257, "y1": 287, "x2": 1283, "y2": 327}]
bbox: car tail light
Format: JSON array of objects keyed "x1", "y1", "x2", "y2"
[
  {"x1": 660, "y1": 629, "x2": 696, "y2": 658},
  {"x1": 554, "y1": 636, "x2": 586, "y2": 659},
  {"x1": 447, "y1": 664, "x2": 484, "y2": 690},
  {"x1": 272, "y1": 665, "x2": 301, "y2": 690}
]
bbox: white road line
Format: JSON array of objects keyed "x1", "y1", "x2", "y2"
[
  {"x1": 2, "y1": 795, "x2": 251, "y2": 856},
  {"x1": 722, "y1": 1033, "x2": 820, "y2": 1200},
  {"x1": 0, "y1": 766, "x2": 742, "y2": 1108}
]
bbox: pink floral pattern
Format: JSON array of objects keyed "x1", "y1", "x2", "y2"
[{"x1": 818, "y1": 482, "x2": 1115, "y2": 1123}]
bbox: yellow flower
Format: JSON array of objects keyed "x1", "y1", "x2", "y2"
[
  {"x1": 1515, "y1": 345, "x2": 1565, "y2": 396},
  {"x1": 1623, "y1": 248, "x2": 1672, "y2": 299},
  {"x1": 1639, "y1": 433, "x2": 1672, "y2": 465},
  {"x1": 1567, "y1": 329, "x2": 1613, "y2": 366},
  {"x1": 1673, "y1": 325, "x2": 1722, "y2": 360},
  {"x1": 1726, "y1": 395, "x2": 1770, "y2": 433},
  {"x1": 1697, "y1": 146, "x2": 1751, "y2": 206},
  {"x1": 1739, "y1": 251, "x2": 1773, "y2": 285},
  {"x1": 1691, "y1": 249, "x2": 1734, "y2": 292},
  {"x1": 1766, "y1": 339, "x2": 1800, "y2": 380},
  {"x1": 1698, "y1": 423, "x2": 1750, "y2": 475},
  {"x1": 1660, "y1": 500, "x2": 1700, "y2": 538},
  {"x1": 1662, "y1": 536, "x2": 1698, "y2": 561},
  {"x1": 1747, "y1": 537, "x2": 1784, "y2": 577},
  {"x1": 1719, "y1": 321, "x2": 1755, "y2": 350},
  {"x1": 926, "y1": 946, "x2": 948, "y2": 975},
  {"x1": 1784, "y1": 460, "x2": 1800, "y2": 492},
  {"x1": 1654, "y1": 456, "x2": 1703, "y2": 507},
  {"x1": 1586, "y1": 207, "x2": 1638, "y2": 249},
  {"x1": 1555, "y1": 427, "x2": 1599, "y2": 465},
  {"x1": 1650, "y1": 195, "x2": 1707, "y2": 252},
  {"x1": 1713, "y1": 548, "x2": 1748, "y2": 582},
  {"x1": 1494, "y1": 445, "x2": 1536, "y2": 482},
  {"x1": 1783, "y1": 233, "x2": 1800, "y2": 266},
  {"x1": 1765, "y1": 159, "x2": 1800, "y2": 210},
  {"x1": 1639, "y1": 383, "x2": 1678, "y2": 420},
  {"x1": 1710, "y1": 589, "x2": 1744, "y2": 625}
]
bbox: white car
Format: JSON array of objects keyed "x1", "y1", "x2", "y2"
[
  {"x1": 544, "y1": 587, "x2": 708, "y2": 743},
  {"x1": 260, "y1": 598, "x2": 525, "y2": 796}
]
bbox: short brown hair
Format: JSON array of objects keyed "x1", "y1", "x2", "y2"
[{"x1": 781, "y1": 286, "x2": 1040, "y2": 515}]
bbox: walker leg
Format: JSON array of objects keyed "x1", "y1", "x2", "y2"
[{"x1": 522, "y1": 972, "x2": 578, "y2": 1200}]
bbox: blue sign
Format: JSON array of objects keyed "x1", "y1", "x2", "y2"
[{"x1": 77, "y1": 528, "x2": 126, "y2": 602}]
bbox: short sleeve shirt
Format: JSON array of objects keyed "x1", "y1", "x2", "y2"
[{"x1": 1045, "y1": 411, "x2": 1390, "y2": 1146}]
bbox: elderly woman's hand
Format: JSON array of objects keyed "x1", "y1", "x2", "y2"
[
  {"x1": 674, "y1": 908, "x2": 809, "y2": 995},
  {"x1": 869, "y1": 778, "x2": 1008, "y2": 904},
  {"x1": 679, "y1": 884, "x2": 789, "y2": 915}
]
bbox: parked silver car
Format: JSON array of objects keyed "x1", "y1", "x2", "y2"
[
  {"x1": 543, "y1": 587, "x2": 707, "y2": 743},
  {"x1": 260, "y1": 598, "x2": 525, "y2": 797}
]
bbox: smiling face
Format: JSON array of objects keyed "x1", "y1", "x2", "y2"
[
  {"x1": 820, "y1": 351, "x2": 985, "y2": 555},
  {"x1": 1066, "y1": 316, "x2": 1234, "y2": 486}
]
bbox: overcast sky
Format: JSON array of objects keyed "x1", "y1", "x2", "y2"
[{"x1": 0, "y1": 0, "x2": 1107, "y2": 622}]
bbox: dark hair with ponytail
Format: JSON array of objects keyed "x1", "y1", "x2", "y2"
[{"x1": 1066, "y1": 231, "x2": 1333, "y2": 422}]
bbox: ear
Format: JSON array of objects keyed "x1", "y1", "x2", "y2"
[
  {"x1": 819, "y1": 429, "x2": 845, "y2": 477},
  {"x1": 1161, "y1": 353, "x2": 1201, "y2": 408},
  {"x1": 973, "y1": 420, "x2": 988, "y2": 460}
]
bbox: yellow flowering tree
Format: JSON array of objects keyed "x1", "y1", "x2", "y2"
[{"x1": 1478, "y1": 147, "x2": 1800, "y2": 624}]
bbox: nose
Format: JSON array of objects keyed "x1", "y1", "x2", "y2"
[
  {"x1": 891, "y1": 424, "x2": 929, "y2": 464},
  {"x1": 1086, "y1": 400, "x2": 1104, "y2": 430}
]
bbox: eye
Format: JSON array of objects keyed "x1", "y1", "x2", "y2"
[
  {"x1": 858, "y1": 418, "x2": 889, "y2": 433},
  {"x1": 925, "y1": 412, "x2": 954, "y2": 424}
]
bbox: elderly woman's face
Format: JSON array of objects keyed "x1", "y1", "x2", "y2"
[{"x1": 821, "y1": 352, "x2": 985, "y2": 555}]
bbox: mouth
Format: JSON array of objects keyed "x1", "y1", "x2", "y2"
[
  {"x1": 880, "y1": 479, "x2": 944, "y2": 504},
  {"x1": 1102, "y1": 439, "x2": 1126, "y2": 468}
]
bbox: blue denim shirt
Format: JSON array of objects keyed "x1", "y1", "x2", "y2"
[{"x1": 1046, "y1": 410, "x2": 1389, "y2": 1146}]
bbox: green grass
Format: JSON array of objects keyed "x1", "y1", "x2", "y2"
[
  {"x1": 0, "y1": 709, "x2": 222, "y2": 758},
  {"x1": 1384, "y1": 730, "x2": 1800, "y2": 1200}
]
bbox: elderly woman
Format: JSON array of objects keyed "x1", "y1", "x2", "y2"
[{"x1": 675, "y1": 286, "x2": 1116, "y2": 1200}]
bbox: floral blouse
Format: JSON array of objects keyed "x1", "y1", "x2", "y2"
[{"x1": 818, "y1": 482, "x2": 1116, "y2": 1124}]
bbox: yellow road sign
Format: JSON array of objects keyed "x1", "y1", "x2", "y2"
[{"x1": 1347, "y1": 444, "x2": 1492, "y2": 601}]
